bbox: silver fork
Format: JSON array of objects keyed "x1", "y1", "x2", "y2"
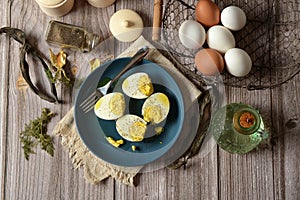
[{"x1": 79, "y1": 46, "x2": 149, "y2": 113}]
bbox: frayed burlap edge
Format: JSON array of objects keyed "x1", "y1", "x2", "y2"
[{"x1": 53, "y1": 107, "x2": 139, "y2": 186}]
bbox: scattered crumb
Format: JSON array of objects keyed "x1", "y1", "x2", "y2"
[
  {"x1": 155, "y1": 127, "x2": 164, "y2": 135},
  {"x1": 131, "y1": 145, "x2": 137, "y2": 151},
  {"x1": 106, "y1": 137, "x2": 124, "y2": 148},
  {"x1": 89, "y1": 58, "x2": 101, "y2": 71}
]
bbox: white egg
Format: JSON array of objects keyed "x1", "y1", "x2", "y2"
[
  {"x1": 221, "y1": 6, "x2": 247, "y2": 31},
  {"x1": 116, "y1": 114, "x2": 147, "y2": 142},
  {"x1": 179, "y1": 20, "x2": 206, "y2": 49},
  {"x1": 142, "y1": 93, "x2": 170, "y2": 124},
  {"x1": 94, "y1": 92, "x2": 125, "y2": 120},
  {"x1": 224, "y1": 48, "x2": 252, "y2": 77},
  {"x1": 122, "y1": 72, "x2": 154, "y2": 99},
  {"x1": 206, "y1": 25, "x2": 235, "y2": 54}
]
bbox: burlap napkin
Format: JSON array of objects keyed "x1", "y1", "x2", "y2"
[{"x1": 53, "y1": 36, "x2": 202, "y2": 186}]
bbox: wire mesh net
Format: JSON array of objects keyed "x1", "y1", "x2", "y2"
[{"x1": 162, "y1": 0, "x2": 300, "y2": 90}]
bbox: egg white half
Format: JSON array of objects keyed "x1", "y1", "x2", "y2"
[
  {"x1": 94, "y1": 92, "x2": 126, "y2": 120},
  {"x1": 142, "y1": 92, "x2": 170, "y2": 124},
  {"x1": 116, "y1": 114, "x2": 148, "y2": 142},
  {"x1": 122, "y1": 72, "x2": 154, "y2": 99}
]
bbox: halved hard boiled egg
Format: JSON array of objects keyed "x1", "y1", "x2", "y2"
[
  {"x1": 94, "y1": 92, "x2": 125, "y2": 120},
  {"x1": 122, "y1": 72, "x2": 154, "y2": 99},
  {"x1": 116, "y1": 114, "x2": 147, "y2": 142},
  {"x1": 142, "y1": 93, "x2": 170, "y2": 124}
]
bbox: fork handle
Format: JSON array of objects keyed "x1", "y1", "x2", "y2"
[{"x1": 110, "y1": 46, "x2": 149, "y2": 84}]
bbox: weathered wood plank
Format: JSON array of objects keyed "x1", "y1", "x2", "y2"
[
  {"x1": 2, "y1": 1, "x2": 115, "y2": 199},
  {"x1": 218, "y1": 87, "x2": 275, "y2": 200},
  {"x1": 165, "y1": 149, "x2": 219, "y2": 200},
  {"x1": 272, "y1": 74, "x2": 300, "y2": 200},
  {"x1": 1, "y1": 0, "x2": 299, "y2": 199},
  {"x1": 3, "y1": 2, "x2": 61, "y2": 199},
  {"x1": 0, "y1": 1, "x2": 10, "y2": 200}
]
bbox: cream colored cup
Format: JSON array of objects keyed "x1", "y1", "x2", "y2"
[
  {"x1": 87, "y1": 0, "x2": 116, "y2": 8},
  {"x1": 35, "y1": 0, "x2": 74, "y2": 17}
]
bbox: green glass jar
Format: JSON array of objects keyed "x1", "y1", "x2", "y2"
[{"x1": 211, "y1": 103, "x2": 269, "y2": 154}]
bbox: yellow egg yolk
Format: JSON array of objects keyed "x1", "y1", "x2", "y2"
[
  {"x1": 106, "y1": 137, "x2": 124, "y2": 148},
  {"x1": 138, "y1": 75, "x2": 153, "y2": 96},
  {"x1": 94, "y1": 97, "x2": 104, "y2": 110},
  {"x1": 143, "y1": 105, "x2": 162, "y2": 124},
  {"x1": 123, "y1": 79, "x2": 129, "y2": 88},
  {"x1": 129, "y1": 121, "x2": 147, "y2": 142},
  {"x1": 131, "y1": 145, "x2": 137, "y2": 151},
  {"x1": 157, "y1": 93, "x2": 170, "y2": 107},
  {"x1": 155, "y1": 127, "x2": 164, "y2": 135},
  {"x1": 109, "y1": 93, "x2": 125, "y2": 115}
]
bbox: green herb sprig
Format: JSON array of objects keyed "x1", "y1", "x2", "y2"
[{"x1": 20, "y1": 108, "x2": 55, "y2": 160}]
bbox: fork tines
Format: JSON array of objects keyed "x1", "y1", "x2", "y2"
[{"x1": 79, "y1": 91, "x2": 98, "y2": 113}]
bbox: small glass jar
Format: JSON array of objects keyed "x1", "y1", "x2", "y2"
[
  {"x1": 210, "y1": 103, "x2": 269, "y2": 154},
  {"x1": 45, "y1": 20, "x2": 100, "y2": 52},
  {"x1": 35, "y1": 0, "x2": 74, "y2": 17}
]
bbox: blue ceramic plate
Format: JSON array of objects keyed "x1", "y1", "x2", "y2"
[{"x1": 74, "y1": 58, "x2": 184, "y2": 167}]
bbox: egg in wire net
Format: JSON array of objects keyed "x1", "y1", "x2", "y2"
[{"x1": 162, "y1": 0, "x2": 300, "y2": 90}]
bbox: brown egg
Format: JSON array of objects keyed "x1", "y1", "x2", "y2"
[
  {"x1": 195, "y1": 0, "x2": 220, "y2": 27},
  {"x1": 195, "y1": 48, "x2": 224, "y2": 76}
]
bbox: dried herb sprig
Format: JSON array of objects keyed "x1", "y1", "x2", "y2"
[
  {"x1": 20, "y1": 108, "x2": 56, "y2": 160},
  {"x1": 49, "y1": 49, "x2": 73, "y2": 87}
]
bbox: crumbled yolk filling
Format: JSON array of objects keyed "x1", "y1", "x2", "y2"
[
  {"x1": 106, "y1": 137, "x2": 124, "y2": 148},
  {"x1": 109, "y1": 93, "x2": 125, "y2": 115},
  {"x1": 138, "y1": 75, "x2": 153, "y2": 96},
  {"x1": 155, "y1": 127, "x2": 164, "y2": 135},
  {"x1": 143, "y1": 105, "x2": 162, "y2": 124},
  {"x1": 131, "y1": 145, "x2": 137, "y2": 151},
  {"x1": 129, "y1": 121, "x2": 147, "y2": 142}
]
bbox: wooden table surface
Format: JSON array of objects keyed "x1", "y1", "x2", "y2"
[{"x1": 1, "y1": 0, "x2": 299, "y2": 199}]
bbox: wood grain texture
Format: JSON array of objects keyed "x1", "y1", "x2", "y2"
[
  {"x1": 219, "y1": 88, "x2": 275, "y2": 200},
  {"x1": 0, "y1": 1, "x2": 10, "y2": 199},
  {"x1": 1, "y1": 1, "x2": 115, "y2": 200},
  {"x1": 272, "y1": 75, "x2": 300, "y2": 200},
  {"x1": 0, "y1": 0, "x2": 299, "y2": 199}
]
